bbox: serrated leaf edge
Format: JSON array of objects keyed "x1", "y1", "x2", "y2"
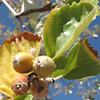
[
  {"x1": 79, "y1": 38, "x2": 99, "y2": 60},
  {"x1": 1, "y1": 31, "x2": 41, "y2": 47}
]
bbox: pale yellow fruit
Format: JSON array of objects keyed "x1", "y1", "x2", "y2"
[
  {"x1": 33, "y1": 56, "x2": 56, "y2": 78},
  {"x1": 30, "y1": 79, "x2": 49, "y2": 98},
  {"x1": 12, "y1": 52, "x2": 35, "y2": 73}
]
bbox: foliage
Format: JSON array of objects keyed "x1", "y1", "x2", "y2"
[
  {"x1": 0, "y1": 0, "x2": 100, "y2": 100},
  {"x1": 43, "y1": 1, "x2": 95, "y2": 58}
]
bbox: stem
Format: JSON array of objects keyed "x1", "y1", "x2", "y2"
[
  {"x1": 16, "y1": 3, "x2": 56, "y2": 17},
  {"x1": 53, "y1": 75, "x2": 64, "y2": 81},
  {"x1": 16, "y1": 16, "x2": 28, "y2": 30},
  {"x1": 2, "y1": 0, "x2": 17, "y2": 16},
  {"x1": 46, "y1": 75, "x2": 64, "y2": 83},
  {"x1": 62, "y1": 0, "x2": 68, "y2": 3}
]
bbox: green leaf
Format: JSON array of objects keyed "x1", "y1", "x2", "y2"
[
  {"x1": 43, "y1": 1, "x2": 95, "y2": 58},
  {"x1": 64, "y1": 39, "x2": 100, "y2": 80},
  {"x1": 51, "y1": 55, "x2": 67, "y2": 77},
  {"x1": 14, "y1": 93, "x2": 33, "y2": 100},
  {"x1": 82, "y1": 0, "x2": 100, "y2": 17},
  {"x1": 65, "y1": 0, "x2": 80, "y2": 5},
  {"x1": 66, "y1": 0, "x2": 100, "y2": 17},
  {"x1": 51, "y1": 43, "x2": 79, "y2": 77},
  {"x1": 51, "y1": 39, "x2": 100, "y2": 80}
]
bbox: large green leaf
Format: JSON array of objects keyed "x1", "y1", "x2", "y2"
[
  {"x1": 66, "y1": 0, "x2": 100, "y2": 17},
  {"x1": 51, "y1": 42, "x2": 79, "y2": 77},
  {"x1": 43, "y1": 1, "x2": 95, "y2": 58},
  {"x1": 64, "y1": 39, "x2": 100, "y2": 80},
  {"x1": 65, "y1": 0, "x2": 80, "y2": 4},
  {"x1": 51, "y1": 55, "x2": 67, "y2": 77},
  {"x1": 82, "y1": 0, "x2": 100, "y2": 17},
  {"x1": 51, "y1": 39, "x2": 100, "y2": 79}
]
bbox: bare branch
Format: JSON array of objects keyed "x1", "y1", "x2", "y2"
[
  {"x1": 62, "y1": 0, "x2": 68, "y2": 3},
  {"x1": 16, "y1": 3, "x2": 56, "y2": 17},
  {"x1": 0, "y1": 0, "x2": 2, "y2": 5},
  {"x1": 47, "y1": 85, "x2": 67, "y2": 99},
  {"x1": 16, "y1": 16, "x2": 28, "y2": 30}
]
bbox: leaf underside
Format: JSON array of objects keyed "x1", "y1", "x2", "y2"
[{"x1": 43, "y1": 1, "x2": 95, "y2": 58}]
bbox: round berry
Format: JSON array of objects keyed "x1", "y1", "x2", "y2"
[
  {"x1": 33, "y1": 56, "x2": 56, "y2": 78},
  {"x1": 11, "y1": 75, "x2": 30, "y2": 95},
  {"x1": 12, "y1": 52, "x2": 34, "y2": 73},
  {"x1": 30, "y1": 79, "x2": 49, "y2": 98}
]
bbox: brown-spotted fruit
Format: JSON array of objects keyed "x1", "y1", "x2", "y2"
[
  {"x1": 30, "y1": 79, "x2": 49, "y2": 98},
  {"x1": 11, "y1": 75, "x2": 30, "y2": 95},
  {"x1": 33, "y1": 56, "x2": 56, "y2": 78}
]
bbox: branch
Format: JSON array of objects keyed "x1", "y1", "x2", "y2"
[
  {"x1": 62, "y1": 0, "x2": 68, "y2": 3},
  {"x1": 16, "y1": 3, "x2": 56, "y2": 17},
  {"x1": 16, "y1": 16, "x2": 28, "y2": 30},
  {"x1": 0, "y1": 0, "x2": 1, "y2": 2},
  {"x1": 47, "y1": 79, "x2": 81, "y2": 100},
  {"x1": 47, "y1": 85, "x2": 68, "y2": 100}
]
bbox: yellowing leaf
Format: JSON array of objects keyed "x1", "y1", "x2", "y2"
[{"x1": 0, "y1": 31, "x2": 42, "y2": 98}]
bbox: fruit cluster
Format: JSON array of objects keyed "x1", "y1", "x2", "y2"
[{"x1": 11, "y1": 52, "x2": 56, "y2": 98}]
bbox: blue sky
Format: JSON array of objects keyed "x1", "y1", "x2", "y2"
[
  {"x1": 0, "y1": 1, "x2": 100, "y2": 100},
  {"x1": 88, "y1": 16, "x2": 100, "y2": 59}
]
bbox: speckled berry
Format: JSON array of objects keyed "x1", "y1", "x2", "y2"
[
  {"x1": 33, "y1": 56, "x2": 56, "y2": 78},
  {"x1": 30, "y1": 79, "x2": 49, "y2": 98}
]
